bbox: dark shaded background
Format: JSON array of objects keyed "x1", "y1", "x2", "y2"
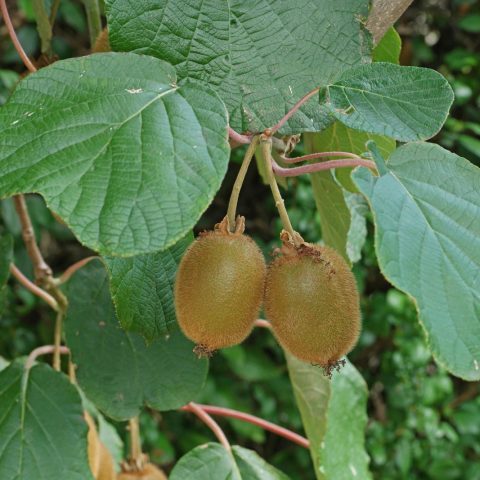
[{"x1": 1, "y1": 1, "x2": 479, "y2": 478}]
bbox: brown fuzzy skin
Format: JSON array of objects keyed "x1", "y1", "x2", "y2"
[
  {"x1": 265, "y1": 242, "x2": 360, "y2": 367},
  {"x1": 175, "y1": 219, "x2": 266, "y2": 353},
  {"x1": 93, "y1": 28, "x2": 111, "y2": 53},
  {"x1": 117, "y1": 463, "x2": 167, "y2": 479},
  {"x1": 85, "y1": 412, "x2": 116, "y2": 480}
]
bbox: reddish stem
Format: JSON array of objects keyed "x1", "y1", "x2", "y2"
[
  {"x1": 270, "y1": 87, "x2": 320, "y2": 135},
  {"x1": 272, "y1": 157, "x2": 376, "y2": 177},
  {"x1": 26, "y1": 344, "x2": 70, "y2": 369},
  {"x1": 0, "y1": 0, "x2": 37, "y2": 73},
  {"x1": 182, "y1": 403, "x2": 231, "y2": 451},
  {"x1": 228, "y1": 127, "x2": 252, "y2": 145},
  {"x1": 280, "y1": 151, "x2": 361, "y2": 164},
  {"x1": 254, "y1": 319, "x2": 272, "y2": 329},
  {"x1": 10, "y1": 264, "x2": 59, "y2": 311},
  {"x1": 57, "y1": 256, "x2": 98, "y2": 284},
  {"x1": 193, "y1": 404, "x2": 310, "y2": 449}
]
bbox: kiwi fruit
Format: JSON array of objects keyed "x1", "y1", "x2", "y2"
[
  {"x1": 264, "y1": 233, "x2": 360, "y2": 373},
  {"x1": 86, "y1": 412, "x2": 101, "y2": 477},
  {"x1": 93, "y1": 28, "x2": 111, "y2": 53},
  {"x1": 97, "y1": 443, "x2": 117, "y2": 480},
  {"x1": 85, "y1": 411, "x2": 116, "y2": 480},
  {"x1": 175, "y1": 216, "x2": 266, "y2": 356},
  {"x1": 117, "y1": 463, "x2": 167, "y2": 479}
]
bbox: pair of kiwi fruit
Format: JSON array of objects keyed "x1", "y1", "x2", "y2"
[{"x1": 175, "y1": 216, "x2": 360, "y2": 370}]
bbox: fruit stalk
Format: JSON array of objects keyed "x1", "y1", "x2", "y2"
[
  {"x1": 227, "y1": 136, "x2": 260, "y2": 230},
  {"x1": 260, "y1": 137, "x2": 299, "y2": 245},
  {"x1": 183, "y1": 402, "x2": 231, "y2": 451}
]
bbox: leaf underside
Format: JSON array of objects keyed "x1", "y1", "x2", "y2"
[{"x1": 353, "y1": 142, "x2": 480, "y2": 380}]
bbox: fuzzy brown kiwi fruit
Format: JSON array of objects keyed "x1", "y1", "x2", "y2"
[
  {"x1": 93, "y1": 28, "x2": 111, "y2": 53},
  {"x1": 86, "y1": 412, "x2": 101, "y2": 477},
  {"x1": 86, "y1": 412, "x2": 117, "y2": 480},
  {"x1": 264, "y1": 233, "x2": 360, "y2": 373},
  {"x1": 117, "y1": 463, "x2": 167, "y2": 479},
  {"x1": 175, "y1": 216, "x2": 266, "y2": 356}
]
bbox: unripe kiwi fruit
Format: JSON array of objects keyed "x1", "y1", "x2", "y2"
[
  {"x1": 117, "y1": 463, "x2": 167, "y2": 479},
  {"x1": 175, "y1": 216, "x2": 266, "y2": 355},
  {"x1": 264, "y1": 234, "x2": 360, "y2": 370}
]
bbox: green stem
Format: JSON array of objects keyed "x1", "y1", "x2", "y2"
[
  {"x1": 226, "y1": 136, "x2": 259, "y2": 230},
  {"x1": 32, "y1": 0, "x2": 52, "y2": 55},
  {"x1": 83, "y1": 0, "x2": 102, "y2": 47},
  {"x1": 53, "y1": 311, "x2": 64, "y2": 371},
  {"x1": 260, "y1": 137, "x2": 297, "y2": 242},
  {"x1": 49, "y1": 0, "x2": 61, "y2": 26}
]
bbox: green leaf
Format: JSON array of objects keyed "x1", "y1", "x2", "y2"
[
  {"x1": 322, "y1": 63, "x2": 454, "y2": 141},
  {"x1": 305, "y1": 129, "x2": 378, "y2": 263},
  {"x1": 104, "y1": 233, "x2": 192, "y2": 341},
  {"x1": 458, "y1": 135, "x2": 480, "y2": 158},
  {"x1": 169, "y1": 443, "x2": 289, "y2": 479},
  {"x1": 0, "y1": 53, "x2": 230, "y2": 256},
  {"x1": 0, "y1": 233, "x2": 13, "y2": 287},
  {"x1": 232, "y1": 445, "x2": 290, "y2": 479},
  {"x1": 0, "y1": 361, "x2": 93, "y2": 480},
  {"x1": 64, "y1": 259, "x2": 208, "y2": 420},
  {"x1": 309, "y1": 169, "x2": 350, "y2": 262},
  {"x1": 106, "y1": 0, "x2": 371, "y2": 135},
  {"x1": 458, "y1": 14, "x2": 480, "y2": 33},
  {"x1": 286, "y1": 355, "x2": 371, "y2": 480},
  {"x1": 345, "y1": 192, "x2": 369, "y2": 264},
  {"x1": 372, "y1": 27, "x2": 401, "y2": 64},
  {"x1": 353, "y1": 142, "x2": 480, "y2": 380}
]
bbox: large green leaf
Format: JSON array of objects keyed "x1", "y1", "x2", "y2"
[
  {"x1": 322, "y1": 63, "x2": 454, "y2": 141},
  {"x1": 0, "y1": 361, "x2": 93, "y2": 480},
  {"x1": 169, "y1": 443, "x2": 289, "y2": 479},
  {"x1": 106, "y1": 0, "x2": 371, "y2": 135},
  {"x1": 64, "y1": 259, "x2": 208, "y2": 420},
  {"x1": 304, "y1": 129, "x2": 383, "y2": 262},
  {"x1": 0, "y1": 53, "x2": 230, "y2": 256},
  {"x1": 104, "y1": 233, "x2": 192, "y2": 341},
  {"x1": 353, "y1": 142, "x2": 480, "y2": 380},
  {"x1": 286, "y1": 355, "x2": 371, "y2": 480}
]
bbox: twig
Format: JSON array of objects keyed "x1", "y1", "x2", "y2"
[
  {"x1": 254, "y1": 319, "x2": 272, "y2": 329},
  {"x1": 57, "y1": 256, "x2": 98, "y2": 284},
  {"x1": 128, "y1": 417, "x2": 144, "y2": 469},
  {"x1": 270, "y1": 87, "x2": 320, "y2": 135},
  {"x1": 26, "y1": 344, "x2": 70, "y2": 369},
  {"x1": 228, "y1": 127, "x2": 252, "y2": 145},
  {"x1": 10, "y1": 264, "x2": 59, "y2": 311},
  {"x1": 280, "y1": 151, "x2": 361, "y2": 164},
  {"x1": 182, "y1": 403, "x2": 231, "y2": 452},
  {"x1": 193, "y1": 403, "x2": 310, "y2": 449},
  {"x1": 0, "y1": 0, "x2": 37, "y2": 73},
  {"x1": 272, "y1": 157, "x2": 376, "y2": 177},
  {"x1": 13, "y1": 196, "x2": 52, "y2": 283},
  {"x1": 226, "y1": 136, "x2": 260, "y2": 230},
  {"x1": 260, "y1": 136, "x2": 298, "y2": 243},
  {"x1": 52, "y1": 311, "x2": 64, "y2": 371}
]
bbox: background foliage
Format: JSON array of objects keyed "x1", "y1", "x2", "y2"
[{"x1": 0, "y1": 0, "x2": 479, "y2": 478}]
